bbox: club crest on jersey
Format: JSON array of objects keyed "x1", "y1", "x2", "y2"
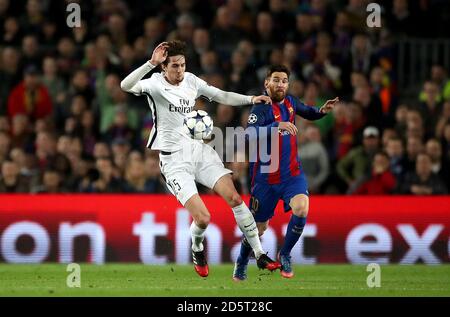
[
  {"x1": 288, "y1": 106, "x2": 294, "y2": 115},
  {"x1": 248, "y1": 113, "x2": 257, "y2": 124}
]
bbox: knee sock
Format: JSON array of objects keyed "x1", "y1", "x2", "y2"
[
  {"x1": 232, "y1": 202, "x2": 264, "y2": 258},
  {"x1": 190, "y1": 221, "x2": 206, "y2": 252},
  {"x1": 280, "y1": 215, "x2": 306, "y2": 256}
]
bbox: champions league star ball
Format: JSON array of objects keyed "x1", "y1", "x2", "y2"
[{"x1": 183, "y1": 110, "x2": 213, "y2": 140}]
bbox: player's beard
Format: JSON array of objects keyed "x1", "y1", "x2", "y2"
[{"x1": 270, "y1": 88, "x2": 286, "y2": 102}]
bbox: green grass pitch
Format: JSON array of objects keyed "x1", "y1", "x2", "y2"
[{"x1": 0, "y1": 264, "x2": 449, "y2": 297}]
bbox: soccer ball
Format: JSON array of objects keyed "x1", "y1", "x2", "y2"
[{"x1": 183, "y1": 110, "x2": 213, "y2": 140}]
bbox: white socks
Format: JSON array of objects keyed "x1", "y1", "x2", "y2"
[
  {"x1": 190, "y1": 221, "x2": 206, "y2": 252},
  {"x1": 232, "y1": 202, "x2": 264, "y2": 258}
]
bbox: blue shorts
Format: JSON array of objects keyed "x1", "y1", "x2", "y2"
[{"x1": 249, "y1": 173, "x2": 309, "y2": 223}]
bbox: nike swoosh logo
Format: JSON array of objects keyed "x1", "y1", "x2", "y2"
[
  {"x1": 274, "y1": 115, "x2": 280, "y2": 119},
  {"x1": 165, "y1": 88, "x2": 171, "y2": 91},
  {"x1": 244, "y1": 224, "x2": 254, "y2": 228}
]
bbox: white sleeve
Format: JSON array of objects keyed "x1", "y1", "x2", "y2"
[
  {"x1": 120, "y1": 61, "x2": 156, "y2": 96},
  {"x1": 195, "y1": 76, "x2": 253, "y2": 106}
]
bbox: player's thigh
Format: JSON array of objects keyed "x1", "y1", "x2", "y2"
[
  {"x1": 250, "y1": 183, "x2": 279, "y2": 223},
  {"x1": 212, "y1": 174, "x2": 244, "y2": 207},
  {"x1": 160, "y1": 155, "x2": 197, "y2": 207},
  {"x1": 281, "y1": 174, "x2": 310, "y2": 217},
  {"x1": 195, "y1": 144, "x2": 233, "y2": 193}
]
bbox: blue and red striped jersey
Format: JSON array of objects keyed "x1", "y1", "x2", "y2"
[{"x1": 248, "y1": 94, "x2": 325, "y2": 187}]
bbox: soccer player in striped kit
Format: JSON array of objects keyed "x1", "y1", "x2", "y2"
[{"x1": 233, "y1": 65, "x2": 339, "y2": 280}]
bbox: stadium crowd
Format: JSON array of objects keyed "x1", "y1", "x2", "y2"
[{"x1": 0, "y1": 0, "x2": 449, "y2": 195}]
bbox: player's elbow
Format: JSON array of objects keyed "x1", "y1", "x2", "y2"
[{"x1": 120, "y1": 80, "x2": 129, "y2": 92}]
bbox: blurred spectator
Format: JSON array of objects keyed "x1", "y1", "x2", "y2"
[
  {"x1": 398, "y1": 152, "x2": 447, "y2": 195},
  {"x1": 143, "y1": 17, "x2": 165, "y2": 55},
  {"x1": 336, "y1": 126, "x2": 380, "y2": 190},
  {"x1": 381, "y1": 127, "x2": 398, "y2": 149},
  {"x1": 226, "y1": 0, "x2": 253, "y2": 34},
  {"x1": 2, "y1": 17, "x2": 22, "y2": 46},
  {"x1": 394, "y1": 103, "x2": 408, "y2": 136},
  {"x1": 430, "y1": 64, "x2": 450, "y2": 101},
  {"x1": 350, "y1": 33, "x2": 373, "y2": 75},
  {"x1": 0, "y1": 159, "x2": 29, "y2": 192},
  {"x1": 0, "y1": 47, "x2": 21, "y2": 113},
  {"x1": 404, "y1": 136, "x2": 423, "y2": 173},
  {"x1": 353, "y1": 83, "x2": 383, "y2": 129},
  {"x1": 288, "y1": 12, "x2": 315, "y2": 63},
  {"x1": 21, "y1": 34, "x2": 42, "y2": 69},
  {"x1": 97, "y1": 73, "x2": 139, "y2": 133},
  {"x1": 123, "y1": 156, "x2": 157, "y2": 193},
  {"x1": 435, "y1": 100, "x2": 450, "y2": 139},
  {"x1": 210, "y1": 5, "x2": 244, "y2": 58},
  {"x1": 85, "y1": 156, "x2": 124, "y2": 193},
  {"x1": 41, "y1": 56, "x2": 66, "y2": 106},
  {"x1": 387, "y1": 0, "x2": 414, "y2": 36},
  {"x1": 298, "y1": 125, "x2": 329, "y2": 193},
  {"x1": 254, "y1": 11, "x2": 279, "y2": 47},
  {"x1": 419, "y1": 81, "x2": 443, "y2": 133},
  {"x1": 56, "y1": 36, "x2": 80, "y2": 79},
  {"x1": 7, "y1": 65, "x2": 53, "y2": 121},
  {"x1": 143, "y1": 154, "x2": 167, "y2": 193},
  {"x1": 80, "y1": 109, "x2": 98, "y2": 155},
  {"x1": 9, "y1": 147, "x2": 32, "y2": 175},
  {"x1": 370, "y1": 66, "x2": 396, "y2": 122},
  {"x1": 227, "y1": 49, "x2": 258, "y2": 95},
  {"x1": 34, "y1": 130, "x2": 57, "y2": 172},
  {"x1": 10, "y1": 113, "x2": 34, "y2": 152},
  {"x1": 302, "y1": 81, "x2": 331, "y2": 136},
  {"x1": 104, "y1": 106, "x2": 137, "y2": 147},
  {"x1": 385, "y1": 137, "x2": 407, "y2": 179},
  {"x1": 350, "y1": 151, "x2": 396, "y2": 195},
  {"x1": 111, "y1": 137, "x2": 131, "y2": 176},
  {"x1": 32, "y1": 168, "x2": 65, "y2": 193},
  {"x1": 93, "y1": 141, "x2": 111, "y2": 160},
  {"x1": 268, "y1": 0, "x2": 295, "y2": 36},
  {"x1": 425, "y1": 138, "x2": 450, "y2": 189},
  {"x1": 106, "y1": 13, "x2": 127, "y2": 50},
  {"x1": 167, "y1": 13, "x2": 196, "y2": 45}
]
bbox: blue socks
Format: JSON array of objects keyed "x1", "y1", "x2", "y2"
[
  {"x1": 280, "y1": 215, "x2": 306, "y2": 256},
  {"x1": 237, "y1": 238, "x2": 252, "y2": 265}
]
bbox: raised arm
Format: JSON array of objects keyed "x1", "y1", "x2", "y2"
[
  {"x1": 120, "y1": 42, "x2": 168, "y2": 95},
  {"x1": 296, "y1": 97, "x2": 339, "y2": 120}
]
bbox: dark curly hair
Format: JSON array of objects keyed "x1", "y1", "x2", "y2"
[
  {"x1": 266, "y1": 64, "x2": 290, "y2": 79},
  {"x1": 163, "y1": 40, "x2": 187, "y2": 65}
]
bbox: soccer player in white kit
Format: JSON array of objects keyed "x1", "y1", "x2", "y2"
[{"x1": 120, "y1": 40, "x2": 281, "y2": 277}]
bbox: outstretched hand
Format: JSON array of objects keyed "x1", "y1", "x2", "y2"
[
  {"x1": 149, "y1": 42, "x2": 169, "y2": 66},
  {"x1": 252, "y1": 95, "x2": 272, "y2": 104},
  {"x1": 319, "y1": 97, "x2": 340, "y2": 114}
]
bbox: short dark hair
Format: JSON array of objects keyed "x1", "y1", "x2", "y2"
[
  {"x1": 266, "y1": 64, "x2": 290, "y2": 79},
  {"x1": 163, "y1": 40, "x2": 187, "y2": 65}
]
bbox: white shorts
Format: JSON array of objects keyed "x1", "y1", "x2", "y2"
[{"x1": 159, "y1": 141, "x2": 232, "y2": 206}]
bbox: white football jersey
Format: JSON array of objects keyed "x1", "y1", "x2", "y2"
[{"x1": 138, "y1": 72, "x2": 221, "y2": 151}]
